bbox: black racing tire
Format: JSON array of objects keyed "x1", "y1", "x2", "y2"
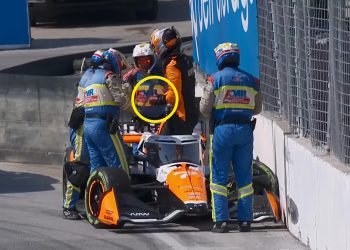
[
  {"x1": 252, "y1": 160, "x2": 279, "y2": 197},
  {"x1": 136, "y1": 0, "x2": 158, "y2": 20},
  {"x1": 227, "y1": 160, "x2": 279, "y2": 218},
  {"x1": 205, "y1": 159, "x2": 279, "y2": 218},
  {"x1": 85, "y1": 167, "x2": 130, "y2": 229},
  {"x1": 63, "y1": 147, "x2": 90, "y2": 203}
]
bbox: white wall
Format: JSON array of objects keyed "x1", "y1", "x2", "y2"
[
  {"x1": 272, "y1": 121, "x2": 288, "y2": 224},
  {"x1": 254, "y1": 114, "x2": 350, "y2": 250},
  {"x1": 0, "y1": 73, "x2": 77, "y2": 164},
  {"x1": 253, "y1": 116, "x2": 275, "y2": 171}
]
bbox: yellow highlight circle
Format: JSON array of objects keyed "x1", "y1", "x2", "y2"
[{"x1": 131, "y1": 75, "x2": 179, "y2": 124}]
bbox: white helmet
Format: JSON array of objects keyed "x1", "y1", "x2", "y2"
[{"x1": 132, "y1": 42, "x2": 154, "y2": 58}]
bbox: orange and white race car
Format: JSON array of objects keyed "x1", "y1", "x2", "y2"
[
  {"x1": 84, "y1": 133, "x2": 208, "y2": 228},
  {"x1": 66, "y1": 130, "x2": 280, "y2": 228},
  {"x1": 63, "y1": 120, "x2": 280, "y2": 229}
]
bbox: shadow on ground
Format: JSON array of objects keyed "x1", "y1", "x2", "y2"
[
  {"x1": 30, "y1": 38, "x2": 121, "y2": 50},
  {"x1": 32, "y1": 0, "x2": 190, "y2": 28},
  {"x1": 0, "y1": 170, "x2": 59, "y2": 194}
]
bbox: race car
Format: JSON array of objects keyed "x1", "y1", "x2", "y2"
[{"x1": 63, "y1": 126, "x2": 280, "y2": 229}]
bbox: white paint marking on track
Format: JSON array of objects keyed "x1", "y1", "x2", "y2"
[{"x1": 150, "y1": 232, "x2": 188, "y2": 250}]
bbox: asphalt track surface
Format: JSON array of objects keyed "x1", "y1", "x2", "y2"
[
  {"x1": 0, "y1": 162, "x2": 308, "y2": 250},
  {"x1": 0, "y1": 0, "x2": 309, "y2": 249}
]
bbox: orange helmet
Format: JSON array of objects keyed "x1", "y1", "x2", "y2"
[{"x1": 150, "y1": 26, "x2": 181, "y2": 59}]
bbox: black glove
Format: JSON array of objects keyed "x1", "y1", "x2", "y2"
[
  {"x1": 149, "y1": 95, "x2": 166, "y2": 105},
  {"x1": 68, "y1": 106, "x2": 85, "y2": 129}
]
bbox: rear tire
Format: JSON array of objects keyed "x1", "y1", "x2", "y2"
[{"x1": 85, "y1": 167, "x2": 130, "y2": 228}]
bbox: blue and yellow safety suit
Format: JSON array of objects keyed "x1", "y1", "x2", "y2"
[
  {"x1": 63, "y1": 84, "x2": 89, "y2": 210},
  {"x1": 63, "y1": 127, "x2": 90, "y2": 209},
  {"x1": 80, "y1": 67, "x2": 129, "y2": 174},
  {"x1": 200, "y1": 66, "x2": 260, "y2": 223}
]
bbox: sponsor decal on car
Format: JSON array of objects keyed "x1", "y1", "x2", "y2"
[{"x1": 129, "y1": 212, "x2": 150, "y2": 217}]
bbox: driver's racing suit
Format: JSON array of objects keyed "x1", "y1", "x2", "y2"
[{"x1": 157, "y1": 53, "x2": 198, "y2": 135}]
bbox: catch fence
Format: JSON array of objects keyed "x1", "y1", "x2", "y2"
[{"x1": 257, "y1": 0, "x2": 350, "y2": 164}]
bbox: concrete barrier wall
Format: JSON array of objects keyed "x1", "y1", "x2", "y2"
[
  {"x1": 0, "y1": 40, "x2": 194, "y2": 165},
  {"x1": 254, "y1": 114, "x2": 350, "y2": 250},
  {"x1": 273, "y1": 122, "x2": 288, "y2": 224},
  {"x1": 0, "y1": 73, "x2": 79, "y2": 164},
  {"x1": 253, "y1": 115, "x2": 276, "y2": 172}
]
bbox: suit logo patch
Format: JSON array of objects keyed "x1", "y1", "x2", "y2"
[{"x1": 223, "y1": 90, "x2": 250, "y2": 104}]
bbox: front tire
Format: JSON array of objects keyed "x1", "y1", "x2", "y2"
[
  {"x1": 85, "y1": 167, "x2": 130, "y2": 228},
  {"x1": 252, "y1": 160, "x2": 279, "y2": 196},
  {"x1": 226, "y1": 160, "x2": 279, "y2": 217}
]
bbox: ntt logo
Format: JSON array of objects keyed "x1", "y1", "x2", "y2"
[{"x1": 190, "y1": 0, "x2": 254, "y2": 60}]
